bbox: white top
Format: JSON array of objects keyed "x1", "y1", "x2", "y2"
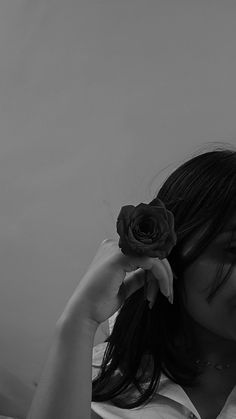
[
  {"x1": 91, "y1": 343, "x2": 236, "y2": 419},
  {"x1": 91, "y1": 373, "x2": 236, "y2": 419}
]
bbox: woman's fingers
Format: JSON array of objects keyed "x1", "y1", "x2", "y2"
[
  {"x1": 150, "y1": 258, "x2": 171, "y2": 297},
  {"x1": 123, "y1": 256, "x2": 173, "y2": 306},
  {"x1": 146, "y1": 270, "x2": 160, "y2": 307},
  {"x1": 123, "y1": 268, "x2": 147, "y2": 300},
  {"x1": 161, "y1": 258, "x2": 174, "y2": 297}
]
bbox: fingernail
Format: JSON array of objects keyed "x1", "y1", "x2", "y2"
[
  {"x1": 148, "y1": 301, "x2": 153, "y2": 309},
  {"x1": 168, "y1": 293, "x2": 173, "y2": 304}
]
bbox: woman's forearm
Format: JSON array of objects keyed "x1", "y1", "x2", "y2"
[{"x1": 27, "y1": 316, "x2": 98, "y2": 419}]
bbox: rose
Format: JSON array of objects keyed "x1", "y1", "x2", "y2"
[
  {"x1": 116, "y1": 197, "x2": 177, "y2": 307},
  {"x1": 116, "y1": 197, "x2": 177, "y2": 259}
]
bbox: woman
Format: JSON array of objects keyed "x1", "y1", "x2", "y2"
[{"x1": 27, "y1": 146, "x2": 236, "y2": 419}]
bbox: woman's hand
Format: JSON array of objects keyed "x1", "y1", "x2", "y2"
[{"x1": 58, "y1": 239, "x2": 174, "y2": 329}]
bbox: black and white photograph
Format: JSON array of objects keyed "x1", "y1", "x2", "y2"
[{"x1": 0, "y1": 2, "x2": 236, "y2": 418}]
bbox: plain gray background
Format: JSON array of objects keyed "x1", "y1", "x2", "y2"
[{"x1": 0, "y1": 0, "x2": 235, "y2": 387}]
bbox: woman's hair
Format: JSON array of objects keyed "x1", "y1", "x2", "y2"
[{"x1": 92, "y1": 143, "x2": 236, "y2": 409}]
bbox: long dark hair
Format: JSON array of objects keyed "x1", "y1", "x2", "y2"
[{"x1": 92, "y1": 143, "x2": 236, "y2": 409}]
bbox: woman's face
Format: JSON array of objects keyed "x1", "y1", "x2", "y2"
[{"x1": 181, "y1": 215, "x2": 236, "y2": 344}]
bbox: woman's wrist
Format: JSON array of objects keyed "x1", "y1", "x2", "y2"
[{"x1": 56, "y1": 311, "x2": 99, "y2": 344}]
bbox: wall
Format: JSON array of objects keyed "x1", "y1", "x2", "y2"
[{"x1": 0, "y1": 0, "x2": 235, "y2": 385}]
